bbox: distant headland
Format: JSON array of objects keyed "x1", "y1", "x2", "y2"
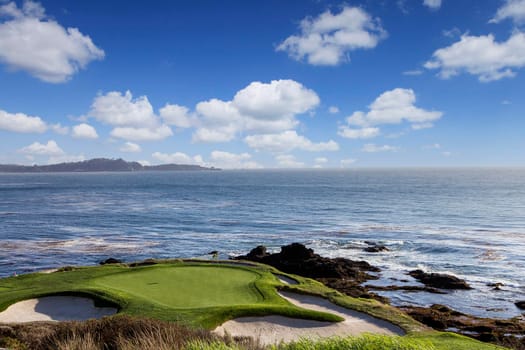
[{"x1": 0, "y1": 158, "x2": 219, "y2": 173}]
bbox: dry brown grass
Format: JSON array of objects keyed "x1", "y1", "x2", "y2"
[{"x1": 0, "y1": 315, "x2": 223, "y2": 350}]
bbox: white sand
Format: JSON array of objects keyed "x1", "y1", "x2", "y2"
[
  {"x1": 214, "y1": 291, "x2": 403, "y2": 345},
  {"x1": 0, "y1": 296, "x2": 117, "y2": 323}
]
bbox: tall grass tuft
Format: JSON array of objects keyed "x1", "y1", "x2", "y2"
[
  {"x1": 269, "y1": 334, "x2": 436, "y2": 350},
  {"x1": 5, "y1": 315, "x2": 215, "y2": 350},
  {"x1": 54, "y1": 333, "x2": 99, "y2": 350}
]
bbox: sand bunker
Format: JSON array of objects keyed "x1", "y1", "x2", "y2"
[
  {"x1": 214, "y1": 291, "x2": 403, "y2": 345},
  {"x1": 0, "y1": 296, "x2": 117, "y2": 323},
  {"x1": 274, "y1": 274, "x2": 298, "y2": 285}
]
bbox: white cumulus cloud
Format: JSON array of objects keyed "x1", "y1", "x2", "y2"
[
  {"x1": 90, "y1": 91, "x2": 158, "y2": 127},
  {"x1": 362, "y1": 143, "x2": 399, "y2": 153},
  {"x1": 18, "y1": 140, "x2": 64, "y2": 155},
  {"x1": 72, "y1": 123, "x2": 98, "y2": 139},
  {"x1": 328, "y1": 106, "x2": 340, "y2": 114},
  {"x1": 424, "y1": 32, "x2": 525, "y2": 82},
  {"x1": 244, "y1": 130, "x2": 338, "y2": 153},
  {"x1": 275, "y1": 154, "x2": 304, "y2": 168},
  {"x1": 277, "y1": 6, "x2": 386, "y2": 65},
  {"x1": 0, "y1": 1, "x2": 104, "y2": 83},
  {"x1": 339, "y1": 88, "x2": 442, "y2": 138},
  {"x1": 50, "y1": 123, "x2": 69, "y2": 135},
  {"x1": 338, "y1": 126, "x2": 380, "y2": 139},
  {"x1": 0, "y1": 109, "x2": 47, "y2": 133},
  {"x1": 152, "y1": 151, "x2": 203, "y2": 165},
  {"x1": 423, "y1": 0, "x2": 442, "y2": 10},
  {"x1": 193, "y1": 99, "x2": 241, "y2": 142},
  {"x1": 89, "y1": 91, "x2": 173, "y2": 142},
  {"x1": 491, "y1": 0, "x2": 525, "y2": 24},
  {"x1": 193, "y1": 80, "x2": 320, "y2": 142},
  {"x1": 120, "y1": 142, "x2": 141, "y2": 153},
  {"x1": 234, "y1": 80, "x2": 320, "y2": 124},
  {"x1": 110, "y1": 125, "x2": 173, "y2": 142},
  {"x1": 209, "y1": 151, "x2": 261, "y2": 169},
  {"x1": 159, "y1": 104, "x2": 194, "y2": 128}
]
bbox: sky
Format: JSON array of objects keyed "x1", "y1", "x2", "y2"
[{"x1": 0, "y1": 0, "x2": 524, "y2": 169}]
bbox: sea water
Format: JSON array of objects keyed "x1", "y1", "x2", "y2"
[{"x1": 0, "y1": 169, "x2": 524, "y2": 318}]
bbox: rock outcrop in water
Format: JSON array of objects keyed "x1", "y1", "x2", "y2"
[
  {"x1": 408, "y1": 269, "x2": 472, "y2": 290},
  {"x1": 364, "y1": 244, "x2": 389, "y2": 253},
  {"x1": 236, "y1": 243, "x2": 524, "y2": 349},
  {"x1": 402, "y1": 304, "x2": 525, "y2": 349},
  {"x1": 234, "y1": 243, "x2": 386, "y2": 301}
]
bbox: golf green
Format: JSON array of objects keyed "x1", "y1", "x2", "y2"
[{"x1": 93, "y1": 265, "x2": 263, "y2": 308}]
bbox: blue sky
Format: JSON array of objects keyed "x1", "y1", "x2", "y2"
[{"x1": 0, "y1": 0, "x2": 524, "y2": 168}]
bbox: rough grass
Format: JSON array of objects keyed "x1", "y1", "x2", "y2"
[
  {"x1": 269, "y1": 335, "x2": 435, "y2": 350},
  {"x1": 0, "y1": 315, "x2": 215, "y2": 350},
  {"x1": 0, "y1": 318, "x2": 507, "y2": 350}
]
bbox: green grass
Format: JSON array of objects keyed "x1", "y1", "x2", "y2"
[
  {"x1": 0, "y1": 261, "x2": 341, "y2": 328},
  {"x1": 0, "y1": 260, "x2": 509, "y2": 350},
  {"x1": 187, "y1": 333, "x2": 506, "y2": 350},
  {"x1": 93, "y1": 266, "x2": 262, "y2": 308},
  {"x1": 269, "y1": 334, "x2": 435, "y2": 350}
]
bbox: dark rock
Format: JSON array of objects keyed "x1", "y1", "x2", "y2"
[
  {"x1": 99, "y1": 258, "x2": 122, "y2": 265},
  {"x1": 235, "y1": 243, "x2": 382, "y2": 301},
  {"x1": 402, "y1": 304, "x2": 525, "y2": 349},
  {"x1": 487, "y1": 282, "x2": 504, "y2": 290},
  {"x1": 208, "y1": 250, "x2": 219, "y2": 255},
  {"x1": 409, "y1": 269, "x2": 471, "y2": 289},
  {"x1": 364, "y1": 245, "x2": 389, "y2": 253},
  {"x1": 421, "y1": 316, "x2": 447, "y2": 330},
  {"x1": 367, "y1": 284, "x2": 446, "y2": 294},
  {"x1": 431, "y1": 304, "x2": 454, "y2": 313},
  {"x1": 243, "y1": 245, "x2": 269, "y2": 259},
  {"x1": 129, "y1": 258, "x2": 157, "y2": 267},
  {"x1": 280, "y1": 243, "x2": 315, "y2": 260},
  {"x1": 465, "y1": 325, "x2": 496, "y2": 333},
  {"x1": 477, "y1": 332, "x2": 496, "y2": 342},
  {"x1": 516, "y1": 301, "x2": 525, "y2": 310},
  {"x1": 237, "y1": 243, "x2": 378, "y2": 281}
]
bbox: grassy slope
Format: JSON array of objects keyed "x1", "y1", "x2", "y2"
[{"x1": 0, "y1": 260, "x2": 507, "y2": 350}]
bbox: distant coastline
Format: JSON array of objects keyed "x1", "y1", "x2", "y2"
[{"x1": 0, "y1": 158, "x2": 219, "y2": 173}]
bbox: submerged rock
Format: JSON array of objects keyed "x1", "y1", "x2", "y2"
[
  {"x1": 487, "y1": 282, "x2": 504, "y2": 291},
  {"x1": 516, "y1": 301, "x2": 525, "y2": 310},
  {"x1": 408, "y1": 269, "x2": 471, "y2": 290},
  {"x1": 364, "y1": 245, "x2": 389, "y2": 253}
]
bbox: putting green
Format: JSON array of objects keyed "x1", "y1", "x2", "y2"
[{"x1": 93, "y1": 265, "x2": 263, "y2": 308}]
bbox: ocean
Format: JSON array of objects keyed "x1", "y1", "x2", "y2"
[{"x1": 1, "y1": 169, "x2": 524, "y2": 319}]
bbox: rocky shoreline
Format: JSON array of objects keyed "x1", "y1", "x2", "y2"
[{"x1": 234, "y1": 243, "x2": 525, "y2": 350}]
